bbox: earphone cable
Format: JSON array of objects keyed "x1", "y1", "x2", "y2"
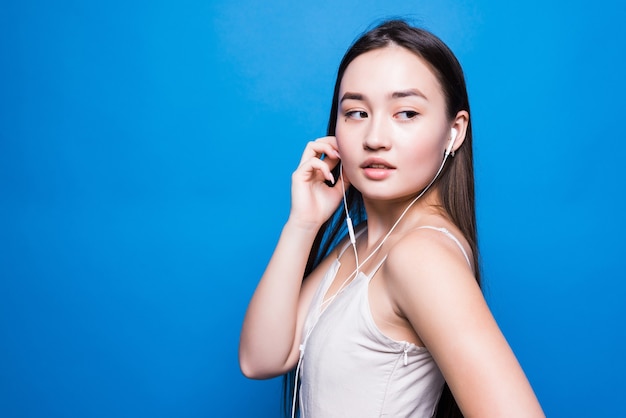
[{"x1": 292, "y1": 151, "x2": 451, "y2": 418}]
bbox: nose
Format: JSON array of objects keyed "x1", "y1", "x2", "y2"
[{"x1": 363, "y1": 116, "x2": 391, "y2": 151}]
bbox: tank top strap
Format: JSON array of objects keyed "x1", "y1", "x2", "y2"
[
  {"x1": 364, "y1": 255, "x2": 388, "y2": 280},
  {"x1": 336, "y1": 226, "x2": 368, "y2": 259},
  {"x1": 416, "y1": 226, "x2": 471, "y2": 267}
]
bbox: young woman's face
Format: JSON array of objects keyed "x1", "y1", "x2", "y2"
[{"x1": 336, "y1": 45, "x2": 453, "y2": 203}]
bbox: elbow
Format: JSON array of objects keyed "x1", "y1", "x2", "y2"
[
  {"x1": 239, "y1": 359, "x2": 264, "y2": 380},
  {"x1": 239, "y1": 352, "x2": 277, "y2": 380},
  {"x1": 238, "y1": 350, "x2": 257, "y2": 378},
  {"x1": 239, "y1": 363, "x2": 278, "y2": 380},
  {"x1": 240, "y1": 351, "x2": 293, "y2": 380}
]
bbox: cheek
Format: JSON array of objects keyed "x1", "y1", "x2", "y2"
[
  {"x1": 336, "y1": 142, "x2": 357, "y2": 173},
  {"x1": 400, "y1": 137, "x2": 445, "y2": 175},
  {"x1": 335, "y1": 125, "x2": 356, "y2": 158},
  {"x1": 412, "y1": 141, "x2": 441, "y2": 160},
  {"x1": 335, "y1": 141, "x2": 361, "y2": 183},
  {"x1": 335, "y1": 120, "x2": 349, "y2": 142}
]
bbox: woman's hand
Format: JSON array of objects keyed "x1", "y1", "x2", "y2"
[
  {"x1": 239, "y1": 136, "x2": 350, "y2": 379},
  {"x1": 289, "y1": 136, "x2": 348, "y2": 229}
]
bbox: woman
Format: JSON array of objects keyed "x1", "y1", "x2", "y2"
[{"x1": 239, "y1": 19, "x2": 544, "y2": 418}]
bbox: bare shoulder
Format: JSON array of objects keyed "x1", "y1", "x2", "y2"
[
  {"x1": 382, "y1": 225, "x2": 544, "y2": 417},
  {"x1": 363, "y1": 223, "x2": 478, "y2": 348},
  {"x1": 382, "y1": 222, "x2": 486, "y2": 354},
  {"x1": 384, "y1": 223, "x2": 477, "y2": 293}
]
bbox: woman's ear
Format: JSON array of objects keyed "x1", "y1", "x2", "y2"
[{"x1": 449, "y1": 110, "x2": 469, "y2": 154}]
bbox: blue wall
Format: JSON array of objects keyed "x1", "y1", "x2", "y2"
[{"x1": 1, "y1": 1, "x2": 624, "y2": 417}]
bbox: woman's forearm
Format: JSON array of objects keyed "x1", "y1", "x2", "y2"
[{"x1": 238, "y1": 219, "x2": 319, "y2": 379}]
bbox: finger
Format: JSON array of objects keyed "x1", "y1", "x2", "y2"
[
  {"x1": 316, "y1": 135, "x2": 339, "y2": 150},
  {"x1": 299, "y1": 142, "x2": 340, "y2": 167},
  {"x1": 298, "y1": 137, "x2": 340, "y2": 166},
  {"x1": 311, "y1": 135, "x2": 338, "y2": 148},
  {"x1": 297, "y1": 156, "x2": 336, "y2": 184}
]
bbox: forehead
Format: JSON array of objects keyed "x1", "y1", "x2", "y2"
[{"x1": 339, "y1": 45, "x2": 444, "y2": 102}]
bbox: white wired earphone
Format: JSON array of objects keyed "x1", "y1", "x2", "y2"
[{"x1": 291, "y1": 128, "x2": 458, "y2": 418}]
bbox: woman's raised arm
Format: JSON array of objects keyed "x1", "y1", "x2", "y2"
[{"x1": 238, "y1": 137, "x2": 345, "y2": 379}]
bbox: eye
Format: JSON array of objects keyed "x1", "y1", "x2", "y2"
[
  {"x1": 395, "y1": 110, "x2": 419, "y2": 120},
  {"x1": 344, "y1": 110, "x2": 368, "y2": 120}
]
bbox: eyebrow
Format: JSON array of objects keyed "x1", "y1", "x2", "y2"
[
  {"x1": 391, "y1": 89, "x2": 428, "y2": 100},
  {"x1": 339, "y1": 89, "x2": 428, "y2": 104},
  {"x1": 339, "y1": 92, "x2": 364, "y2": 104}
]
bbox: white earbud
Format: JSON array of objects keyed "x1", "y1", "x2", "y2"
[{"x1": 445, "y1": 128, "x2": 457, "y2": 156}]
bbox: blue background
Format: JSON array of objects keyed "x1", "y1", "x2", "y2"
[{"x1": 1, "y1": 1, "x2": 625, "y2": 417}]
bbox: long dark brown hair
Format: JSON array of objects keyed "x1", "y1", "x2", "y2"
[{"x1": 284, "y1": 19, "x2": 479, "y2": 418}]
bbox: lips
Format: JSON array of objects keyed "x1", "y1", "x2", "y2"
[
  {"x1": 360, "y1": 158, "x2": 395, "y2": 180},
  {"x1": 360, "y1": 158, "x2": 396, "y2": 169}
]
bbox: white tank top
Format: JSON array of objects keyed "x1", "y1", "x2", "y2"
[{"x1": 298, "y1": 226, "x2": 471, "y2": 418}]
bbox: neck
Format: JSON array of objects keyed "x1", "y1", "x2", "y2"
[{"x1": 361, "y1": 186, "x2": 441, "y2": 249}]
